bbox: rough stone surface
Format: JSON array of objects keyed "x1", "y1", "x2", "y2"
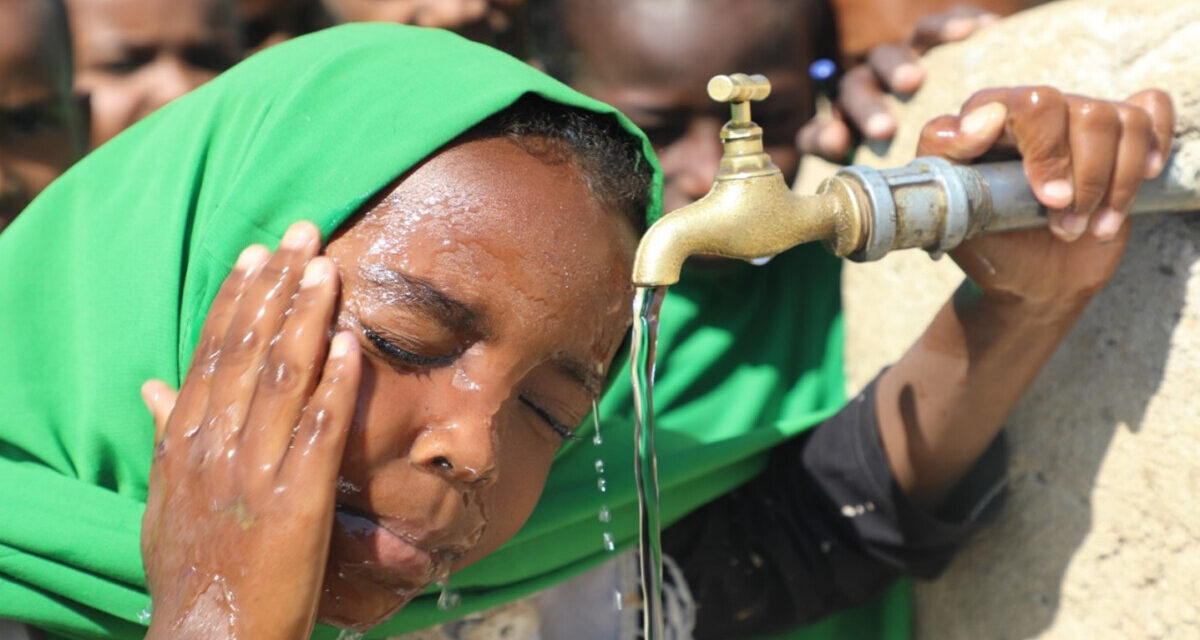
[{"x1": 816, "y1": 0, "x2": 1200, "y2": 637}]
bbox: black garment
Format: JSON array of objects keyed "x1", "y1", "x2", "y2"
[{"x1": 661, "y1": 376, "x2": 1008, "y2": 639}]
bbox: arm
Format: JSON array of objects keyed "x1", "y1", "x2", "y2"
[{"x1": 874, "y1": 87, "x2": 1175, "y2": 509}]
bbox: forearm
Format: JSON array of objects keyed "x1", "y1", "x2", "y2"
[{"x1": 875, "y1": 281, "x2": 1088, "y2": 509}]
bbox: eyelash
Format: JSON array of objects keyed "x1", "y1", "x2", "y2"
[
  {"x1": 361, "y1": 325, "x2": 578, "y2": 441},
  {"x1": 520, "y1": 396, "x2": 580, "y2": 442},
  {"x1": 362, "y1": 326, "x2": 454, "y2": 369}
]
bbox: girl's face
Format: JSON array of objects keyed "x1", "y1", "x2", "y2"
[{"x1": 318, "y1": 136, "x2": 639, "y2": 627}]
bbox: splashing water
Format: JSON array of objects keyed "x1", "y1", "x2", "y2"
[
  {"x1": 631, "y1": 286, "x2": 667, "y2": 640},
  {"x1": 335, "y1": 630, "x2": 365, "y2": 640},
  {"x1": 136, "y1": 605, "x2": 152, "y2": 624}
]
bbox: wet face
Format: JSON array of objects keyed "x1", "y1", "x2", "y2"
[
  {"x1": 565, "y1": 0, "x2": 816, "y2": 213},
  {"x1": 0, "y1": 0, "x2": 87, "y2": 230},
  {"x1": 319, "y1": 0, "x2": 525, "y2": 52},
  {"x1": 317, "y1": 136, "x2": 638, "y2": 628},
  {"x1": 66, "y1": 0, "x2": 241, "y2": 148}
]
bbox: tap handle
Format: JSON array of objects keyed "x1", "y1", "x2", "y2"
[
  {"x1": 707, "y1": 74, "x2": 771, "y2": 103},
  {"x1": 708, "y1": 74, "x2": 770, "y2": 125}
]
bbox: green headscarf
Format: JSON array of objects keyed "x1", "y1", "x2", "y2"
[{"x1": 0, "y1": 22, "x2": 903, "y2": 640}]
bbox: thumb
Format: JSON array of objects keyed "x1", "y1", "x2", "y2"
[{"x1": 140, "y1": 380, "x2": 179, "y2": 444}]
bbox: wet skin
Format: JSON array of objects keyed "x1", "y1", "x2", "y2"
[
  {"x1": 563, "y1": 0, "x2": 816, "y2": 214},
  {"x1": 66, "y1": 0, "x2": 242, "y2": 148},
  {"x1": 141, "y1": 136, "x2": 639, "y2": 638},
  {"x1": 0, "y1": 0, "x2": 87, "y2": 230}
]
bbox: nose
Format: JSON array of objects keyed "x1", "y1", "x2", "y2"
[
  {"x1": 410, "y1": 408, "x2": 500, "y2": 488},
  {"x1": 672, "y1": 117, "x2": 724, "y2": 202}
]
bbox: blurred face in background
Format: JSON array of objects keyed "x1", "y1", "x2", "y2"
[
  {"x1": 562, "y1": 0, "x2": 816, "y2": 214},
  {"x1": 0, "y1": 0, "x2": 87, "y2": 231},
  {"x1": 66, "y1": 0, "x2": 242, "y2": 148},
  {"x1": 236, "y1": 0, "x2": 321, "y2": 52},
  {"x1": 320, "y1": 0, "x2": 526, "y2": 54}
]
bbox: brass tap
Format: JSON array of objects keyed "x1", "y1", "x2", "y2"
[
  {"x1": 631, "y1": 74, "x2": 865, "y2": 286},
  {"x1": 631, "y1": 74, "x2": 1200, "y2": 287}
]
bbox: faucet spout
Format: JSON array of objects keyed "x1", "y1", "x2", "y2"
[
  {"x1": 631, "y1": 73, "x2": 866, "y2": 287},
  {"x1": 632, "y1": 172, "x2": 862, "y2": 287}
]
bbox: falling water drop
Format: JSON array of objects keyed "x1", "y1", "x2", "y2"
[
  {"x1": 437, "y1": 580, "x2": 462, "y2": 612},
  {"x1": 597, "y1": 477, "x2": 607, "y2": 492},
  {"x1": 602, "y1": 531, "x2": 616, "y2": 552},
  {"x1": 594, "y1": 459, "x2": 605, "y2": 474},
  {"x1": 136, "y1": 606, "x2": 152, "y2": 624},
  {"x1": 591, "y1": 398, "x2": 603, "y2": 446},
  {"x1": 598, "y1": 504, "x2": 612, "y2": 523},
  {"x1": 335, "y1": 630, "x2": 365, "y2": 640}
]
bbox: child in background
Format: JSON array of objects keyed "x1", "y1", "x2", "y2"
[
  {"x1": 0, "y1": 0, "x2": 88, "y2": 231},
  {"x1": 64, "y1": 0, "x2": 243, "y2": 148}
]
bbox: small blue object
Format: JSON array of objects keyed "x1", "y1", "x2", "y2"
[{"x1": 810, "y1": 58, "x2": 837, "y2": 81}]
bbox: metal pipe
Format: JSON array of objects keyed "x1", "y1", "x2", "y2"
[{"x1": 836, "y1": 146, "x2": 1200, "y2": 261}]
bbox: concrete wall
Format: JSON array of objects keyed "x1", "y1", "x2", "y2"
[{"x1": 820, "y1": 1, "x2": 1200, "y2": 637}]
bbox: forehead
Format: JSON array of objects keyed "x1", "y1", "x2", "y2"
[
  {"x1": 68, "y1": 0, "x2": 234, "y2": 43},
  {"x1": 339, "y1": 136, "x2": 636, "y2": 336},
  {"x1": 0, "y1": 0, "x2": 72, "y2": 103},
  {"x1": 567, "y1": 0, "x2": 812, "y2": 89}
]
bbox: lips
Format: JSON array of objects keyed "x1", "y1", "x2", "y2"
[{"x1": 332, "y1": 505, "x2": 466, "y2": 593}]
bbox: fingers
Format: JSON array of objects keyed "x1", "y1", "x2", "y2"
[
  {"x1": 203, "y1": 222, "x2": 322, "y2": 450},
  {"x1": 281, "y1": 332, "x2": 361, "y2": 487},
  {"x1": 796, "y1": 115, "x2": 853, "y2": 161},
  {"x1": 837, "y1": 65, "x2": 897, "y2": 140},
  {"x1": 141, "y1": 380, "x2": 179, "y2": 446},
  {"x1": 241, "y1": 257, "x2": 340, "y2": 472},
  {"x1": 916, "y1": 102, "x2": 1009, "y2": 162},
  {"x1": 1124, "y1": 89, "x2": 1174, "y2": 178},
  {"x1": 910, "y1": 6, "x2": 1000, "y2": 52},
  {"x1": 165, "y1": 244, "x2": 268, "y2": 445},
  {"x1": 867, "y1": 43, "x2": 924, "y2": 94},
  {"x1": 1060, "y1": 99, "x2": 1121, "y2": 240}
]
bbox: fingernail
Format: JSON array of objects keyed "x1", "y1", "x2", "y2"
[
  {"x1": 235, "y1": 244, "x2": 268, "y2": 269},
  {"x1": 864, "y1": 113, "x2": 895, "y2": 139},
  {"x1": 1145, "y1": 150, "x2": 1164, "y2": 177},
  {"x1": 1057, "y1": 212, "x2": 1087, "y2": 240},
  {"x1": 818, "y1": 125, "x2": 847, "y2": 157},
  {"x1": 280, "y1": 223, "x2": 314, "y2": 250},
  {"x1": 942, "y1": 17, "x2": 974, "y2": 41},
  {"x1": 1042, "y1": 180, "x2": 1074, "y2": 207},
  {"x1": 890, "y1": 63, "x2": 924, "y2": 93},
  {"x1": 960, "y1": 103, "x2": 1004, "y2": 135},
  {"x1": 300, "y1": 258, "x2": 330, "y2": 288},
  {"x1": 330, "y1": 332, "x2": 355, "y2": 358},
  {"x1": 1093, "y1": 208, "x2": 1125, "y2": 240}
]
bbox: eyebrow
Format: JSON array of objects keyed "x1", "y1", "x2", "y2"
[{"x1": 359, "y1": 264, "x2": 487, "y2": 337}]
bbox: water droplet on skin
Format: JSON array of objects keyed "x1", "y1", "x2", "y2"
[
  {"x1": 594, "y1": 459, "x2": 605, "y2": 474},
  {"x1": 597, "y1": 477, "x2": 607, "y2": 492},
  {"x1": 598, "y1": 505, "x2": 611, "y2": 523},
  {"x1": 603, "y1": 531, "x2": 615, "y2": 552}
]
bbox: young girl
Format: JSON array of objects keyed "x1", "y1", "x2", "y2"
[{"x1": 0, "y1": 24, "x2": 658, "y2": 638}]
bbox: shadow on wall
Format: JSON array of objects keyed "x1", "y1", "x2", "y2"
[
  {"x1": 832, "y1": 0, "x2": 1200, "y2": 636},
  {"x1": 929, "y1": 212, "x2": 1197, "y2": 638}
]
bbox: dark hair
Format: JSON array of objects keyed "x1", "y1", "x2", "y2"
[{"x1": 467, "y1": 94, "x2": 653, "y2": 234}]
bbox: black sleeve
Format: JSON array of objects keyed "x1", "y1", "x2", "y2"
[{"x1": 660, "y1": 374, "x2": 1008, "y2": 640}]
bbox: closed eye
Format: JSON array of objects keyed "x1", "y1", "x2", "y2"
[
  {"x1": 362, "y1": 325, "x2": 455, "y2": 369},
  {"x1": 519, "y1": 396, "x2": 579, "y2": 441}
]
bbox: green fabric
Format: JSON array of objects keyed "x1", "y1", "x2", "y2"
[{"x1": 0, "y1": 21, "x2": 904, "y2": 640}]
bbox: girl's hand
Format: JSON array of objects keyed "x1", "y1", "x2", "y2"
[
  {"x1": 915, "y1": 86, "x2": 1174, "y2": 313},
  {"x1": 139, "y1": 222, "x2": 361, "y2": 640}
]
